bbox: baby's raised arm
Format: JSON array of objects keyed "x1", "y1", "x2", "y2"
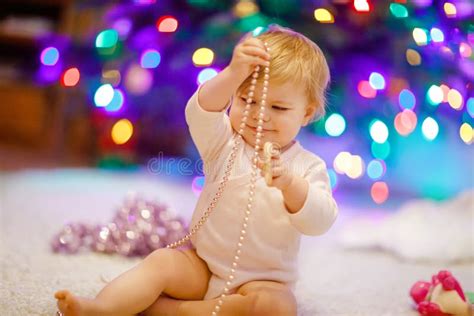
[{"x1": 198, "y1": 35, "x2": 271, "y2": 112}]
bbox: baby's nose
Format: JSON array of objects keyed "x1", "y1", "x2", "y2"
[{"x1": 251, "y1": 107, "x2": 270, "y2": 122}]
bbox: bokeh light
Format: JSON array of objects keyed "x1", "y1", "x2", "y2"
[
  {"x1": 367, "y1": 159, "x2": 386, "y2": 180},
  {"x1": 333, "y1": 152, "x2": 364, "y2": 179},
  {"x1": 430, "y1": 28, "x2": 444, "y2": 43},
  {"x1": 459, "y1": 123, "x2": 473, "y2": 145},
  {"x1": 333, "y1": 151, "x2": 351, "y2": 174},
  {"x1": 371, "y1": 182, "x2": 389, "y2": 204},
  {"x1": 328, "y1": 169, "x2": 338, "y2": 190},
  {"x1": 197, "y1": 68, "x2": 219, "y2": 85},
  {"x1": 102, "y1": 69, "x2": 122, "y2": 87},
  {"x1": 105, "y1": 89, "x2": 125, "y2": 112},
  {"x1": 234, "y1": 0, "x2": 259, "y2": 18},
  {"x1": 427, "y1": 85, "x2": 443, "y2": 106},
  {"x1": 140, "y1": 49, "x2": 161, "y2": 68},
  {"x1": 125, "y1": 64, "x2": 153, "y2": 95},
  {"x1": 459, "y1": 43, "x2": 472, "y2": 58},
  {"x1": 413, "y1": 28, "x2": 428, "y2": 46},
  {"x1": 354, "y1": 0, "x2": 370, "y2": 12},
  {"x1": 421, "y1": 117, "x2": 439, "y2": 141},
  {"x1": 40, "y1": 47, "x2": 59, "y2": 66},
  {"x1": 447, "y1": 89, "x2": 463, "y2": 110},
  {"x1": 61, "y1": 67, "x2": 80, "y2": 87},
  {"x1": 358, "y1": 81, "x2": 377, "y2": 98},
  {"x1": 314, "y1": 8, "x2": 334, "y2": 23},
  {"x1": 369, "y1": 72, "x2": 385, "y2": 90},
  {"x1": 94, "y1": 84, "x2": 114, "y2": 107},
  {"x1": 345, "y1": 155, "x2": 365, "y2": 180},
  {"x1": 371, "y1": 141, "x2": 391, "y2": 160},
  {"x1": 440, "y1": 84, "x2": 450, "y2": 102},
  {"x1": 389, "y1": 3, "x2": 408, "y2": 18},
  {"x1": 156, "y1": 16, "x2": 178, "y2": 32},
  {"x1": 399, "y1": 89, "x2": 416, "y2": 110},
  {"x1": 96, "y1": 29, "x2": 119, "y2": 48},
  {"x1": 443, "y1": 2, "x2": 457, "y2": 17},
  {"x1": 192, "y1": 48, "x2": 214, "y2": 66},
  {"x1": 394, "y1": 109, "x2": 417, "y2": 136},
  {"x1": 406, "y1": 49, "x2": 422, "y2": 66},
  {"x1": 111, "y1": 119, "x2": 133, "y2": 145},
  {"x1": 192, "y1": 176, "x2": 205, "y2": 196},
  {"x1": 467, "y1": 98, "x2": 474, "y2": 118},
  {"x1": 369, "y1": 119, "x2": 389, "y2": 144},
  {"x1": 325, "y1": 113, "x2": 346, "y2": 137}
]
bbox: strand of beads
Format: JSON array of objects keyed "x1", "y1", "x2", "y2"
[{"x1": 211, "y1": 42, "x2": 270, "y2": 316}]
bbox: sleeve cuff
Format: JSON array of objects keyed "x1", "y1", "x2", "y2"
[{"x1": 287, "y1": 180, "x2": 338, "y2": 236}]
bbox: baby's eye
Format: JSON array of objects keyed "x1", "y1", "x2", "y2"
[
  {"x1": 240, "y1": 96, "x2": 256, "y2": 104},
  {"x1": 272, "y1": 106, "x2": 288, "y2": 111}
]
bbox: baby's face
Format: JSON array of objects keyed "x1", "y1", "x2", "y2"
[{"x1": 229, "y1": 80, "x2": 316, "y2": 152}]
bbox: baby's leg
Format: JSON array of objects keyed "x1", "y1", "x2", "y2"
[
  {"x1": 141, "y1": 280, "x2": 296, "y2": 316},
  {"x1": 140, "y1": 293, "x2": 254, "y2": 316},
  {"x1": 54, "y1": 248, "x2": 211, "y2": 316}
]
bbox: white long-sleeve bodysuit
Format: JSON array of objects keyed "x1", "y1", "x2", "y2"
[{"x1": 185, "y1": 87, "x2": 339, "y2": 300}]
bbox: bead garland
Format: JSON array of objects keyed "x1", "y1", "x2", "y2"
[{"x1": 167, "y1": 42, "x2": 271, "y2": 315}]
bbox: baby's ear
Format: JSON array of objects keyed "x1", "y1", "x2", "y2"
[{"x1": 302, "y1": 103, "x2": 317, "y2": 126}]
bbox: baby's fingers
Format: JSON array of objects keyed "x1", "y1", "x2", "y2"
[{"x1": 241, "y1": 46, "x2": 271, "y2": 61}]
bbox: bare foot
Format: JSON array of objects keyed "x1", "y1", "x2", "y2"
[{"x1": 55, "y1": 290, "x2": 84, "y2": 316}]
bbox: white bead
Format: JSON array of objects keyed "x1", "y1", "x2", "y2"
[
  {"x1": 238, "y1": 129, "x2": 244, "y2": 134},
  {"x1": 219, "y1": 299, "x2": 223, "y2": 305},
  {"x1": 255, "y1": 139, "x2": 261, "y2": 144},
  {"x1": 224, "y1": 287, "x2": 229, "y2": 293},
  {"x1": 240, "y1": 236, "x2": 245, "y2": 241},
  {"x1": 229, "y1": 275, "x2": 234, "y2": 280},
  {"x1": 233, "y1": 262, "x2": 238, "y2": 267},
  {"x1": 243, "y1": 223, "x2": 247, "y2": 228},
  {"x1": 231, "y1": 268, "x2": 235, "y2": 273},
  {"x1": 262, "y1": 94, "x2": 267, "y2": 100},
  {"x1": 240, "y1": 122, "x2": 246, "y2": 129},
  {"x1": 251, "y1": 79, "x2": 257, "y2": 85},
  {"x1": 249, "y1": 91, "x2": 254, "y2": 97},
  {"x1": 249, "y1": 85, "x2": 255, "y2": 91},
  {"x1": 256, "y1": 132, "x2": 262, "y2": 137},
  {"x1": 226, "y1": 281, "x2": 231, "y2": 286},
  {"x1": 264, "y1": 74, "x2": 269, "y2": 80},
  {"x1": 238, "y1": 242, "x2": 243, "y2": 248},
  {"x1": 252, "y1": 72, "x2": 258, "y2": 78},
  {"x1": 244, "y1": 217, "x2": 248, "y2": 222},
  {"x1": 258, "y1": 119, "x2": 263, "y2": 125},
  {"x1": 264, "y1": 68, "x2": 269, "y2": 74},
  {"x1": 243, "y1": 110, "x2": 249, "y2": 116},
  {"x1": 246, "y1": 210, "x2": 250, "y2": 215},
  {"x1": 234, "y1": 255, "x2": 240, "y2": 261},
  {"x1": 257, "y1": 126, "x2": 263, "y2": 132},
  {"x1": 242, "y1": 116, "x2": 248, "y2": 122},
  {"x1": 215, "y1": 305, "x2": 221, "y2": 311},
  {"x1": 212, "y1": 312, "x2": 217, "y2": 316},
  {"x1": 263, "y1": 87, "x2": 268, "y2": 93},
  {"x1": 241, "y1": 229, "x2": 246, "y2": 235}
]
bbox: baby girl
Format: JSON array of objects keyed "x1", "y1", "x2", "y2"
[{"x1": 55, "y1": 24, "x2": 338, "y2": 316}]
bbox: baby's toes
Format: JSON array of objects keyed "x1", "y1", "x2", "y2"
[{"x1": 55, "y1": 290, "x2": 69, "y2": 300}]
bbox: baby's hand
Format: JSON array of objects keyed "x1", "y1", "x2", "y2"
[
  {"x1": 228, "y1": 34, "x2": 271, "y2": 79},
  {"x1": 256, "y1": 142, "x2": 294, "y2": 191}
]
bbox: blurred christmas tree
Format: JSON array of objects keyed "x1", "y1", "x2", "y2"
[{"x1": 36, "y1": 0, "x2": 473, "y2": 201}]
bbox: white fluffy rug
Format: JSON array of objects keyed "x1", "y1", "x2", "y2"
[{"x1": 1, "y1": 169, "x2": 473, "y2": 316}]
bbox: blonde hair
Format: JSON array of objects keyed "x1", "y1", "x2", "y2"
[{"x1": 238, "y1": 24, "x2": 331, "y2": 123}]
